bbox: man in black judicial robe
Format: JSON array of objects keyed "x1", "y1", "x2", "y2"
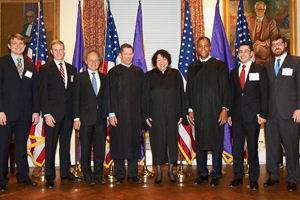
[
  {"x1": 186, "y1": 36, "x2": 230, "y2": 187},
  {"x1": 106, "y1": 43, "x2": 144, "y2": 184}
]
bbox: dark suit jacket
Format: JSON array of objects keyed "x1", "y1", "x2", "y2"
[
  {"x1": 38, "y1": 60, "x2": 76, "y2": 121},
  {"x1": 264, "y1": 54, "x2": 300, "y2": 120},
  {"x1": 73, "y1": 71, "x2": 107, "y2": 125},
  {"x1": 0, "y1": 54, "x2": 39, "y2": 121},
  {"x1": 229, "y1": 62, "x2": 269, "y2": 122}
]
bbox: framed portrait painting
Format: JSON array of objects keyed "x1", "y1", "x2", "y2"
[{"x1": 223, "y1": 0, "x2": 296, "y2": 64}]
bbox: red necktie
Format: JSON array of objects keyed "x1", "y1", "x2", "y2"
[
  {"x1": 59, "y1": 63, "x2": 65, "y2": 84},
  {"x1": 240, "y1": 65, "x2": 246, "y2": 90}
]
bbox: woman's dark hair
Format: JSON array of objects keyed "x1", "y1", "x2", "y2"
[{"x1": 151, "y1": 49, "x2": 172, "y2": 68}]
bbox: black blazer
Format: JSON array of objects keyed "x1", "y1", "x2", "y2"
[
  {"x1": 229, "y1": 62, "x2": 269, "y2": 122},
  {"x1": 73, "y1": 71, "x2": 107, "y2": 125},
  {"x1": 0, "y1": 55, "x2": 39, "y2": 121},
  {"x1": 264, "y1": 54, "x2": 300, "y2": 119},
  {"x1": 38, "y1": 60, "x2": 76, "y2": 120}
]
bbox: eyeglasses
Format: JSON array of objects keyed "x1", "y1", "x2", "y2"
[
  {"x1": 271, "y1": 41, "x2": 284, "y2": 47},
  {"x1": 238, "y1": 49, "x2": 251, "y2": 54},
  {"x1": 27, "y1": 16, "x2": 35, "y2": 18},
  {"x1": 255, "y1": 8, "x2": 266, "y2": 11}
]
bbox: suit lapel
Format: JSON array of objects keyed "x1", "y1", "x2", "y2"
[
  {"x1": 50, "y1": 60, "x2": 65, "y2": 86},
  {"x1": 243, "y1": 62, "x2": 255, "y2": 90},
  {"x1": 83, "y1": 71, "x2": 97, "y2": 97},
  {"x1": 6, "y1": 55, "x2": 21, "y2": 79}
]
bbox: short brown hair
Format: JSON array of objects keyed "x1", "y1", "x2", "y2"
[
  {"x1": 8, "y1": 33, "x2": 24, "y2": 45},
  {"x1": 83, "y1": 49, "x2": 103, "y2": 65},
  {"x1": 270, "y1": 34, "x2": 287, "y2": 44},
  {"x1": 49, "y1": 40, "x2": 65, "y2": 49},
  {"x1": 120, "y1": 43, "x2": 133, "y2": 53}
]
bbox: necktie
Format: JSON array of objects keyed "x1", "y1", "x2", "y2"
[
  {"x1": 16, "y1": 58, "x2": 23, "y2": 78},
  {"x1": 59, "y1": 63, "x2": 65, "y2": 84},
  {"x1": 240, "y1": 65, "x2": 246, "y2": 90},
  {"x1": 92, "y1": 72, "x2": 97, "y2": 95},
  {"x1": 275, "y1": 59, "x2": 281, "y2": 75}
]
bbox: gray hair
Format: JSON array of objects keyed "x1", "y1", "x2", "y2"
[
  {"x1": 254, "y1": 1, "x2": 267, "y2": 9},
  {"x1": 26, "y1": 11, "x2": 35, "y2": 17}
]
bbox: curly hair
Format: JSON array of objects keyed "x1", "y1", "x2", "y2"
[{"x1": 151, "y1": 49, "x2": 172, "y2": 68}]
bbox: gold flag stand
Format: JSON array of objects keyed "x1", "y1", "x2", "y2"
[
  {"x1": 104, "y1": 164, "x2": 115, "y2": 180},
  {"x1": 174, "y1": 151, "x2": 191, "y2": 181},
  {"x1": 32, "y1": 165, "x2": 45, "y2": 180},
  {"x1": 138, "y1": 130, "x2": 155, "y2": 178},
  {"x1": 71, "y1": 130, "x2": 83, "y2": 178}
]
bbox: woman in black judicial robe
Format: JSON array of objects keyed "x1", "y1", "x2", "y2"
[{"x1": 143, "y1": 50, "x2": 186, "y2": 185}]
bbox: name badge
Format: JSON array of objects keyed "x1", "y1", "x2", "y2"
[
  {"x1": 249, "y1": 73, "x2": 259, "y2": 81},
  {"x1": 282, "y1": 68, "x2": 293, "y2": 76},
  {"x1": 70, "y1": 75, "x2": 74, "y2": 82},
  {"x1": 24, "y1": 71, "x2": 32, "y2": 78}
]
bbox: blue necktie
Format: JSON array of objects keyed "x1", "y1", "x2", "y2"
[
  {"x1": 275, "y1": 59, "x2": 281, "y2": 75},
  {"x1": 92, "y1": 72, "x2": 97, "y2": 95}
]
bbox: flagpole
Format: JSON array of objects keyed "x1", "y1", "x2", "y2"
[
  {"x1": 71, "y1": 130, "x2": 83, "y2": 178},
  {"x1": 138, "y1": 130, "x2": 155, "y2": 178},
  {"x1": 173, "y1": 151, "x2": 191, "y2": 180}
]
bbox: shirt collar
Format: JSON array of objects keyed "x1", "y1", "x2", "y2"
[
  {"x1": 10, "y1": 53, "x2": 23, "y2": 63},
  {"x1": 87, "y1": 68, "x2": 98, "y2": 75},
  {"x1": 256, "y1": 16, "x2": 264, "y2": 23},
  {"x1": 199, "y1": 55, "x2": 211, "y2": 62},
  {"x1": 275, "y1": 51, "x2": 287, "y2": 63},
  {"x1": 53, "y1": 59, "x2": 65, "y2": 67},
  {"x1": 240, "y1": 60, "x2": 252, "y2": 69},
  {"x1": 121, "y1": 62, "x2": 132, "y2": 68}
]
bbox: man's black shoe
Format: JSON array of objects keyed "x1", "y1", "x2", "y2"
[
  {"x1": 193, "y1": 176, "x2": 208, "y2": 185},
  {"x1": 0, "y1": 184, "x2": 6, "y2": 193},
  {"x1": 115, "y1": 178, "x2": 125, "y2": 184},
  {"x1": 61, "y1": 172, "x2": 82, "y2": 182},
  {"x1": 46, "y1": 179, "x2": 54, "y2": 188},
  {"x1": 95, "y1": 177, "x2": 106, "y2": 184},
  {"x1": 17, "y1": 178, "x2": 37, "y2": 186},
  {"x1": 210, "y1": 178, "x2": 220, "y2": 187},
  {"x1": 263, "y1": 179, "x2": 279, "y2": 187},
  {"x1": 250, "y1": 181, "x2": 259, "y2": 190},
  {"x1": 287, "y1": 182, "x2": 297, "y2": 191},
  {"x1": 127, "y1": 176, "x2": 141, "y2": 183},
  {"x1": 84, "y1": 177, "x2": 95, "y2": 185},
  {"x1": 229, "y1": 178, "x2": 243, "y2": 187}
]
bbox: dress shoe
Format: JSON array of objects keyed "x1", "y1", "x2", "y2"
[
  {"x1": 95, "y1": 177, "x2": 106, "y2": 184},
  {"x1": 127, "y1": 176, "x2": 141, "y2": 183},
  {"x1": 263, "y1": 179, "x2": 279, "y2": 187},
  {"x1": 0, "y1": 184, "x2": 6, "y2": 193},
  {"x1": 229, "y1": 178, "x2": 243, "y2": 187},
  {"x1": 210, "y1": 178, "x2": 220, "y2": 187},
  {"x1": 17, "y1": 178, "x2": 37, "y2": 186},
  {"x1": 194, "y1": 176, "x2": 208, "y2": 185},
  {"x1": 84, "y1": 177, "x2": 95, "y2": 186},
  {"x1": 250, "y1": 181, "x2": 259, "y2": 190},
  {"x1": 46, "y1": 179, "x2": 54, "y2": 188},
  {"x1": 155, "y1": 174, "x2": 162, "y2": 185},
  {"x1": 168, "y1": 173, "x2": 177, "y2": 184},
  {"x1": 115, "y1": 178, "x2": 125, "y2": 184},
  {"x1": 61, "y1": 172, "x2": 82, "y2": 182},
  {"x1": 287, "y1": 182, "x2": 297, "y2": 191}
]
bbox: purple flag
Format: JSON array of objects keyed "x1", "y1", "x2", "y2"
[
  {"x1": 211, "y1": 0, "x2": 234, "y2": 163},
  {"x1": 72, "y1": 3, "x2": 85, "y2": 73},
  {"x1": 132, "y1": 2, "x2": 147, "y2": 165}
]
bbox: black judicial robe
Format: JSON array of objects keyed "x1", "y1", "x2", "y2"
[
  {"x1": 186, "y1": 57, "x2": 230, "y2": 152},
  {"x1": 143, "y1": 68, "x2": 186, "y2": 165},
  {"x1": 106, "y1": 64, "x2": 144, "y2": 160}
]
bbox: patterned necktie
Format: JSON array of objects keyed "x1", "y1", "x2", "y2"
[
  {"x1": 240, "y1": 65, "x2": 246, "y2": 90},
  {"x1": 275, "y1": 59, "x2": 281, "y2": 75},
  {"x1": 92, "y1": 72, "x2": 97, "y2": 95},
  {"x1": 16, "y1": 58, "x2": 23, "y2": 78},
  {"x1": 59, "y1": 63, "x2": 65, "y2": 84}
]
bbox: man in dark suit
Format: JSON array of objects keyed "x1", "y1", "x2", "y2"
[
  {"x1": 0, "y1": 33, "x2": 39, "y2": 193},
  {"x1": 228, "y1": 44, "x2": 269, "y2": 190},
  {"x1": 39, "y1": 40, "x2": 80, "y2": 188},
  {"x1": 73, "y1": 50, "x2": 107, "y2": 185},
  {"x1": 263, "y1": 34, "x2": 300, "y2": 191}
]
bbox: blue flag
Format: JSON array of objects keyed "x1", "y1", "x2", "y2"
[
  {"x1": 72, "y1": 3, "x2": 85, "y2": 73},
  {"x1": 211, "y1": 0, "x2": 234, "y2": 163},
  {"x1": 235, "y1": 0, "x2": 252, "y2": 66},
  {"x1": 132, "y1": 2, "x2": 147, "y2": 165}
]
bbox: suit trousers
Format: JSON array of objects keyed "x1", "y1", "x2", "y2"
[
  {"x1": 79, "y1": 116, "x2": 106, "y2": 180},
  {"x1": 196, "y1": 149, "x2": 222, "y2": 178},
  {"x1": 0, "y1": 118, "x2": 31, "y2": 184},
  {"x1": 265, "y1": 110, "x2": 300, "y2": 183},
  {"x1": 44, "y1": 115, "x2": 73, "y2": 181},
  {"x1": 114, "y1": 158, "x2": 139, "y2": 178},
  {"x1": 232, "y1": 118, "x2": 260, "y2": 181}
]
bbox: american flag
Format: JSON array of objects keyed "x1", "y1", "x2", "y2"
[
  {"x1": 235, "y1": 0, "x2": 252, "y2": 66},
  {"x1": 26, "y1": 0, "x2": 48, "y2": 167},
  {"x1": 104, "y1": 0, "x2": 120, "y2": 168},
  {"x1": 103, "y1": 0, "x2": 120, "y2": 75},
  {"x1": 178, "y1": 0, "x2": 196, "y2": 165}
]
